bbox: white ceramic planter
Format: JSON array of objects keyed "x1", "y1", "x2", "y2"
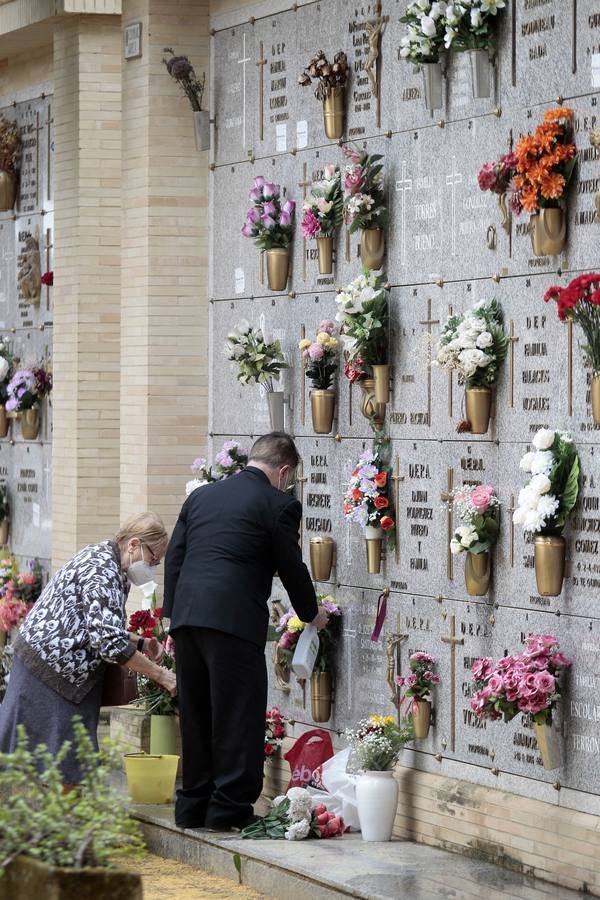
[{"x1": 356, "y1": 770, "x2": 398, "y2": 841}]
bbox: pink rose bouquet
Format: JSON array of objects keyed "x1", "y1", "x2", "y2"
[
  {"x1": 301, "y1": 165, "x2": 343, "y2": 239},
  {"x1": 395, "y1": 651, "x2": 440, "y2": 712},
  {"x1": 450, "y1": 484, "x2": 500, "y2": 556},
  {"x1": 342, "y1": 144, "x2": 387, "y2": 233},
  {"x1": 470, "y1": 634, "x2": 571, "y2": 725},
  {"x1": 299, "y1": 320, "x2": 339, "y2": 390},
  {"x1": 241, "y1": 175, "x2": 295, "y2": 249}
]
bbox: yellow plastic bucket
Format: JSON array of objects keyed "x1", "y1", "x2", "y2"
[{"x1": 123, "y1": 752, "x2": 179, "y2": 804}]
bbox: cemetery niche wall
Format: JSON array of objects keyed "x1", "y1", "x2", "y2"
[{"x1": 208, "y1": 0, "x2": 600, "y2": 836}]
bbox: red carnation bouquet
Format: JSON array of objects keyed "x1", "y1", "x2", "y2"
[
  {"x1": 264, "y1": 706, "x2": 287, "y2": 758},
  {"x1": 544, "y1": 273, "x2": 600, "y2": 378},
  {"x1": 128, "y1": 603, "x2": 177, "y2": 715}
]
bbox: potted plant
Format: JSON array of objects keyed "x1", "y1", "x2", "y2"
[
  {"x1": 513, "y1": 428, "x2": 580, "y2": 597},
  {"x1": 264, "y1": 706, "x2": 287, "y2": 761},
  {"x1": 299, "y1": 319, "x2": 339, "y2": 434},
  {"x1": 128, "y1": 602, "x2": 177, "y2": 755},
  {"x1": 275, "y1": 594, "x2": 342, "y2": 723},
  {"x1": 0, "y1": 116, "x2": 20, "y2": 211},
  {"x1": 336, "y1": 270, "x2": 390, "y2": 417},
  {"x1": 395, "y1": 652, "x2": 441, "y2": 739},
  {"x1": 470, "y1": 634, "x2": 571, "y2": 769},
  {"x1": 224, "y1": 319, "x2": 288, "y2": 430},
  {"x1": 477, "y1": 152, "x2": 519, "y2": 234},
  {"x1": 399, "y1": 2, "x2": 447, "y2": 111},
  {"x1": 298, "y1": 50, "x2": 349, "y2": 140},
  {"x1": 343, "y1": 445, "x2": 394, "y2": 575},
  {"x1": 514, "y1": 107, "x2": 577, "y2": 257},
  {"x1": 445, "y1": 0, "x2": 506, "y2": 98},
  {"x1": 241, "y1": 176, "x2": 295, "y2": 291},
  {"x1": 346, "y1": 714, "x2": 413, "y2": 841},
  {"x1": 5, "y1": 364, "x2": 52, "y2": 441},
  {"x1": 435, "y1": 298, "x2": 507, "y2": 434},
  {"x1": 450, "y1": 484, "x2": 500, "y2": 595},
  {"x1": 0, "y1": 719, "x2": 144, "y2": 899},
  {"x1": 544, "y1": 274, "x2": 600, "y2": 425},
  {"x1": 342, "y1": 145, "x2": 387, "y2": 270},
  {"x1": 162, "y1": 48, "x2": 208, "y2": 151},
  {"x1": 301, "y1": 165, "x2": 343, "y2": 275}
]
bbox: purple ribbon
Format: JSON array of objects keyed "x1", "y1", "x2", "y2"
[{"x1": 370, "y1": 589, "x2": 388, "y2": 642}]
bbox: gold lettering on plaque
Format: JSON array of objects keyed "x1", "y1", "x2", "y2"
[{"x1": 441, "y1": 615, "x2": 464, "y2": 753}]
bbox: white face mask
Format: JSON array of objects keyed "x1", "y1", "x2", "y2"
[{"x1": 127, "y1": 545, "x2": 157, "y2": 587}]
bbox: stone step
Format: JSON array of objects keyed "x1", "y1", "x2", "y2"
[{"x1": 131, "y1": 802, "x2": 591, "y2": 900}]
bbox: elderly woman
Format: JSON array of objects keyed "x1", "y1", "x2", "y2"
[{"x1": 0, "y1": 512, "x2": 177, "y2": 782}]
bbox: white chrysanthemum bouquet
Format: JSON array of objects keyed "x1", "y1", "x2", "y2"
[{"x1": 513, "y1": 429, "x2": 579, "y2": 535}]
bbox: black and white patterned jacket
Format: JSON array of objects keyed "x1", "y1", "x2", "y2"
[{"x1": 14, "y1": 540, "x2": 135, "y2": 703}]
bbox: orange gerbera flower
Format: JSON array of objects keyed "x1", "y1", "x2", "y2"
[
  {"x1": 529, "y1": 159, "x2": 552, "y2": 183},
  {"x1": 515, "y1": 135, "x2": 539, "y2": 165},
  {"x1": 535, "y1": 122, "x2": 560, "y2": 152},
  {"x1": 544, "y1": 106, "x2": 573, "y2": 123},
  {"x1": 552, "y1": 143, "x2": 577, "y2": 164},
  {"x1": 521, "y1": 185, "x2": 539, "y2": 213},
  {"x1": 540, "y1": 172, "x2": 565, "y2": 200}
]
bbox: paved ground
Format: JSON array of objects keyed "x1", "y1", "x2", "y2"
[{"x1": 119, "y1": 852, "x2": 268, "y2": 899}]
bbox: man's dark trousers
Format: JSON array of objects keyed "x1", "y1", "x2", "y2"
[{"x1": 173, "y1": 626, "x2": 267, "y2": 830}]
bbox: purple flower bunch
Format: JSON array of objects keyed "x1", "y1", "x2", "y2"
[
  {"x1": 241, "y1": 176, "x2": 295, "y2": 250},
  {"x1": 5, "y1": 366, "x2": 52, "y2": 413}
]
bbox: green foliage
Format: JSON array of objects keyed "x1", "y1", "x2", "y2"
[
  {"x1": 553, "y1": 447, "x2": 580, "y2": 530},
  {"x1": 224, "y1": 321, "x2": 287, "y2": 389},
  {"x1": 336, "y1": 270, "x2": 389, "y2": 368},
  {"x1": 0, "y1": 719, "x2": 145, "y2": 872}
]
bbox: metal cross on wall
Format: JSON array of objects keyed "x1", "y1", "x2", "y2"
[
  {"x1": 446, "y1": 157, "x2": 463, "y2": 258},
  {"x1": 395, "y1": 161, "x2": 413, "y2": 268},
  {"x1": 298, "y1": 164, "x2": 312, "y2": 281},
  {"x1": 507, "y1": 319, "x2": 519, "y2": 409},
  {"x1": 296, "y1": 460, "x2": 308, "y2": 548},
  {"x1": 392, "y1": 456, "x2": 406, "y2": 565},
  {"x1": 440, "y1": 466, "x2": 454, "y2": 580},
  {"x1": 441, "y1": 615, "x2": 464, "y2": 753},
  {"x1": 256, "y1": 41, "x2": 267, "y2": 142},
  {"x1": 418, "y1": 298, "x2": 439, "y2": 427},
  {"x1": 237, "y1": 33, "x2": 252, "y2": 151}
]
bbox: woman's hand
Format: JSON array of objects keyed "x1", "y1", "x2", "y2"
[
  {"x1": 144, "y1": 636, "x2": 165, "y2": 664},
  {"x1": 158, "y1": 668, "x2": 177, "y2": 696}
]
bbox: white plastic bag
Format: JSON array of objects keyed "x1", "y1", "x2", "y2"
[
  {"x1": 291, "y1": 624, "x2": 320, "y2": 678},
  {"x1": 307, "y1": 747, "x2": 360, "y2": 830}
]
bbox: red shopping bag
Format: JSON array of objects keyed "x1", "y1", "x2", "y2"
[{"x1": 284, "y1": 729, "x2": 334, "y2": 789}]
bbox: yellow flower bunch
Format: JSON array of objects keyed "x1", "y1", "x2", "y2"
[
  {"x1": 298, "y1": 338, "x2": 311, "y2": 350},
  {"x1": 316, "y1": 332, "x2": 339, "y2": 349},
  {"x1": 287, "y1": 615, "x2": 305, "y2": 633},
  {"x1": 368, "y1": 715, "x2": 395, "y2": 728}
]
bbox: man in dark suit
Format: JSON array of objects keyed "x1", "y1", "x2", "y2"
[{"x1": 163, "y1": 432, "x2": 327, "y2": 831}]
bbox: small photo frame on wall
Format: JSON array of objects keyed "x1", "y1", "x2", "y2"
[{"x1": 124, "y1": 22, "x2": 142, "y2": 60}]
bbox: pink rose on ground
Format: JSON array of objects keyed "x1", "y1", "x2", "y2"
[
  {"x1": 343, "y1": 165, "x2": 364, "y2": 195},
  {"x1": 301, "y1": 209, "x2": 321, "y2": 238},
  {"x1": 477, "y1": 162, "x2": 497, "y2": 192},
  {"x1": 308, "y1": 343, "x2": 324, "y2": 361},
  {"x1": 471, "y1": 485, "x2": 495, "y2": 513}
]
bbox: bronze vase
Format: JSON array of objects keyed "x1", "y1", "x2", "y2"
[
  {"x1": 266, "y1": 247, "x2": 290, "y2": 292},
  {"x1": 534, "y1": 535, "x2": 565, "y2": 597},
  {"x1": 0, "y1": 171, "x2": 17, "y2": 211},
  {"x1": 591, "y1": 373, "x2": 600, "y2": 426},
  {"x1": 311, "y1": 671, "x2": 333, "y2": 723},
  {"x1": 365, "y1": 525, "x2": 383, "y2": 575},
  {"x1": 359, "y1": 378, "x2": 386, "y2": 428},
  {"x1": 371, "y1": 364, "x2": 390, "y2": 404},
  {"x1": 0, "y1": 520, "x2": 8, "y2": 547},
  {"x1": 497, "y1": 192, "x2": 510, "y2": 234},
  {"x1": 464, "y1": 551, "x2": 491, "y2": 596},
  {"x1": 360, "y1": 228, "x2": 385, "y2": 270},
  {"x1": 310, "y1": 389, "x2": 335, "y2": 434},
  {"x1": 465, "y1": 386, "x2": 492, "y2": 434},
  {"x1": 322, "y1": 86, "x2": 345, "y2": 140},
  {"x1": 0, "y1": 407, "x2": 8, "y2": 439},
  {"x1": 316, "y1": 236, "x2": 334, "y2": 274},
  {"x1": 411, "y1": 700, "x2": 431, "y2": 740},
  {"x1": 309, "y1": 536, "x2": 335, "y2": 582},
  {"x1": 530, "y1": 209, "x2": 566, "y2": 257},
  {"x1": 533, "y1": 721, "x2": 561, "y2": 770},
  {"x1": 20, "y1": 408, "x2": 40, "y2": 441}
]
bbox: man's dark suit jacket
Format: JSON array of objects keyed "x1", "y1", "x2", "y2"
[{"x1": 163, "y1": 466, "x2": 318, "y2": 647}]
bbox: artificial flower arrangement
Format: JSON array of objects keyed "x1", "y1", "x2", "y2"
[
  {"x1": 395, "y1": 652, "x2": 440, "y2": 740},
  {"x1": 544, "y1": 274, "x2": 600, "y2": 425},
  {"x1": 0, "y1": 115, "x2": 21, "y2": 211},
  {"x1": 264, "y1": 706, "x2": 287, "y2": 759},
  {"x1": 241, "y1": 176, "x2": 295, "y2": 291},
  {"x1": 0, "y1": 557, "x2": 43, "y2": 633},
  {"x1": 224, "y1": 319, "x2": 288, "y2": 430},
  {"x1": 299, "y1": 319, "x2": 339, "y2": 434},
  {"x1": 343, "y1": 444, "x2": 394, "y2": 575},
  {"x1": 162, "y1": 48, "x2": 208, "y2": 150},
  {"x1": 5, "y1": 363, "x2": 52, "y2": 441},
  {"x1": 477, "y1": 151, "x2": 519, "y2": 233},
  {"x1": 185, "y1": 440, "x2": 249, "y2": 496},
  {"x1": 301, "y1": 165, "x2": 343, "y2": 275},
  {"x1": 515, "y1": 107, "x2": 577, "y2": 256},
  {"x1": 435, "y1": 297, "x2": 507, "y2": 434},
  {"x1": 342, "y1": 144, "x2": 387, "y2": 271},
  {"x1": 241, "y1": 786, "x2": 345, "y2": 841},
  {"x1": 399, "y1": 1, "x2": 447, "y2": 110},
  {"x1": 470, "y1": 634, "x2": 571, "y2": 769},
  {"x1": 128, "y1": 604, "x2": 177, "y2": 721},
  {"x1": 513, "y1": 428, "x2": 580, "y2": 597},
  {"x1": 336, "y1": 270, "x2": 390, "y2": 424},
  {"x1": 450, "y1": 484, "x2": 500, "y2": 596},
  {"x1": 275, "y1": 594, "x2": 342, "y2": 723},
  {"x1": 298, "y1": 50, "x2": 349, "y2": 140},
  {"x1": 444, "y1": 0, "x2": 506, "y2": 98}
]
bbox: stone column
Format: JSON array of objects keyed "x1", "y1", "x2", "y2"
[
  {"x1": 52, "y1": 15, "x2": 122, "y2": 568},
  {"x1": 120, "y1": 0, "x2": 209, "y2": 535}
]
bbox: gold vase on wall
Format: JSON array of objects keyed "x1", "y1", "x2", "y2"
[
  {"x1": 411, "y1": 699, "x2": 431, "y2": 739},
  {"x1": 533, "y1": 721, "x2": 561, "y2": 770},
  {"x1": 322, "y1": 86, "x2": 345, "y2": 140},
  {"x1": 310, "y1": 671, "x2": 333, "y2": 723},
  {"x1": 534, "y1": 535, "x2": 565, "y2": 597},
  {"x1": 0, "y1": 407, "x2": 8, "y2": 439},
  {"x1": 310, "y1": 389, "x2": 335, "y2": 434},
  {"x1": 365, "y1": 525, "x2": 383, "y2": 575},
  {"x1": 464, "y1": 551, "x2": 491, "y2": 596},
  {"x1": 465, "y1": 386, "x2": 492, "y2": 434},
  {"x1": 371, "y1": 364, "x2": 390, "y2": 404},
  {"x1": 530, "y1": 208, "x2": 566, "y2": 257},
  {"x1": 0, "y1": 171, "x2": 17, "y2": 211},
  {"x1": 309, "y1": 536, "x2": 335, "y2": 582},
  {"x1": 266, "y1": 248, "x2": 290, "y2": 292},
  {"x1": 0, "y1": 520, "x2": 9, "y2": 546},
  {"x1": 360, "y1": 228, "x2": 385, "y2": 270},
  {"x1": 591, "y1": 373, "x2": 600, "y2": 426},
  {"x1": 359, "y1": 378, "x2": 385, "y2": 428},
  {"x1": 316, "y1": 236, "x2": 334, "y2": 274},
  {"x1": 20, "y1": 408, "x2": 40, "y2": 441}
]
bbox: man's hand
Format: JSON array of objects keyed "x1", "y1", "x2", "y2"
[
  {"x1": 144, "y1": 636, "x2": 165, "y2": 664},
  {"x1": 311, "y1": 608, "x2": 329, "y2": 631},
  {"x1": 157, "y1": 668, "x2": 177, "y2": 697}
]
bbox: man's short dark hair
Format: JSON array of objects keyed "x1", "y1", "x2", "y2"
[{"x1": 248, "y1": 432, "x2": 300, "y2": 469}]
